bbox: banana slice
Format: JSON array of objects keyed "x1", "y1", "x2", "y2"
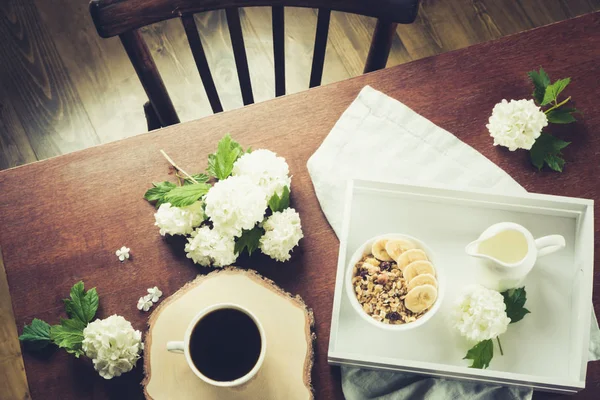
[
  {"x1": 384, "y1": 239, "x2": 416, "y2": 261},
  {"x1": 397, "y1": 249, "x2": 429, "y2": 272},
  {"x1": 403, "y1": 260, "x2": 436, "y2": 283},
  {"x1": 371, "y1": 239, "x2": 393, "y2": 261},
  {"x1": 404, "y1": 284, "x2": 438, "y2": 313},
  {"x1": 407, "y1": 273, "x2": 438, "y2": 291}
]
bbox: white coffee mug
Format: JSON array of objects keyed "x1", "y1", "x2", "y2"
[{"x1": 166, "y1": 303, "x2": 267, "y2": 388}]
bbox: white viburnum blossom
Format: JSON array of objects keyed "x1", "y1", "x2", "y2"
[
  {"x1": 184, "y1": 226, "x2": 238, "y2": 267},
  {"x1": 115, "y1": 246, "x2": 130, "y2": 262},
  {"x1": 137, "y1": 296, "x2": 153, "y2": 312},
  {"x1": 204, "y1": 176, "x2": 267, "y2": 238},
  {"x1": 450, "y1": 285, "x2": 511, "y2": 342},
  {"x1": 146, "y1": 287, "x2": 162, "y2": 303},
  {"x1": 82, "y1": 315, "x2": 143, "y2": 379},
  {"x1": 232, "y1": 149, "x2": 291, "y2": 200},
  {"x1": 486, "y1": 99, "x2": 548, "y2": 151},
  {"x1": 259, "y1": 208, "x2": 303, "y2": 262},
  {"x1": 154, "y1": 201, "x2": 204, "y2": 236}
]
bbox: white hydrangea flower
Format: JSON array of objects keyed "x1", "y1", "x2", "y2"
[
  {"x1": 204, "y1": 176, "x2": 267, "y2": 238},
  {"x1": 450, "y1": 285, "x2": 511, "y2": 342},
  {"x1": 184, "y1": 226, "x2": 238, "y2": 267},
  {"x1": 154, "y1": 201, "x2": 204, "y2": 236},
  {"x1": 232, "y1": 149, "x2": 291, "y2": 200},
  {"x1": 259, "y1": 208, "x2": 303, "y2": 262},
  {"x1": 486, "y1": 99, "x2": 548, "y2": 151},
  {"x1": 115, "y1": 246, "x2": 130, "y2": 262},
  {"x1": 146, "y1": 287, "x2": 162, "y2": 303},
  {"x1": 137, "y1": 296, "x2": 153, "y2": 312},
  {"x1": 82, "y1": 315, "x2": 143, "y2": 379}
]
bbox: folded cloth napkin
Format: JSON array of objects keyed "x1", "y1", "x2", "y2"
[{"x1": 306, "y1": 86, "x2": 600, "y2": 399}]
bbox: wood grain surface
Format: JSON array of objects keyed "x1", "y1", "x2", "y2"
[
  {"x1": 0, "y1": 0, "x2": 100, "y2": 160},
  {"x1": 1, "y1": 10, "x2": 600, "y2": 400},
  {"x1": 3, "y1": 1, "x2": 600, "y2": 170}
]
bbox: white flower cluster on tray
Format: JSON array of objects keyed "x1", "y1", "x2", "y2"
[
  {"x1": 82, "y1": 315, "x2": 143, "y2": 379},
  {"x1": 451, "y1": 285, "x2": 511, "y2": 342},
  {"x1": 450, "y1": 284, "x2": 530, "y2": 370},
  {"x1": 144, "y1": 135, "x2": 303, "y2": 268}
]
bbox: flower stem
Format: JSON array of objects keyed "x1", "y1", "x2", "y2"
[
  {"x1": 496, "y1": 337, "x2": 504, "y2": 356},
  {"x1": 544, "y1": 96, "x2": 571, "y2": 114},
  {"x1": 160, "y1": 150, "x2": 199, "y2": 184}
]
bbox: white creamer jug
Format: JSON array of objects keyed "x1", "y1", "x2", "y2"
[{"x1": 465, "y1": 222, "x2": 565, "y2": 292}]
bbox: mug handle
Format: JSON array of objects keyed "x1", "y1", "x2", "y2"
[
  {"x1": 535, "y1": 235, "x2": 566, "y2": 257},
  {"x1": 166, "y1": 341, "x2": 185, "y2": 354}
]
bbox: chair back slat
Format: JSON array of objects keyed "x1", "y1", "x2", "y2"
[
  {"x1": 225, "y1": 7, "x2": 254, "y2": 106},
  {"x1": 91, "y1": 1, "x2": 420, "y2": 127},
  {"x1": 272, "y1": 6, "x2": 286, "y2": 97},
  {"x1": 309, "y1": 8, "x2": 331, "y2": 88},
  {"x1": 181, "y1": 15, "x2": 223, "y2": 113},
  {"x1": 363, "y1": 19, "x2": 398, "y2": 73},
  {"x1": 119, "y1": 30, "x2": 180, "y2": 126}
]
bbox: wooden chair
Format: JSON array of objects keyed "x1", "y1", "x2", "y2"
[{"x1": 89, "y1": 0, "x2": 420, "y2": 130}]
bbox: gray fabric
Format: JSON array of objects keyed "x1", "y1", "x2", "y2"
[{"x1": 342, "y1": 368, "x2": 533, "y2": 400}]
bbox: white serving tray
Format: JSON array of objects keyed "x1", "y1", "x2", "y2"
[{"x1": 328, "y1": 179, "x2": 594, "y2": 393}]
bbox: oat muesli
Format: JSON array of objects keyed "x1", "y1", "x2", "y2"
[{"x1": 352, "y1": 238, "x2": 439, "y2": 325}]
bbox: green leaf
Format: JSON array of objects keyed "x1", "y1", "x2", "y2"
[
  {"x1": 544, "y1": 154, "x2": 565, "y2": 172},
  {"x1": 206, "y1": 134, "x2": 247, "y2": 180},
  {"x1": 234, "y1": 226, "x2": 265, "y2": 256},
  {"x1": 19, "y1": 318, "x2": 52, "y2": 350},
  {"x1": 50, "y1": 318, "x2": 86, "y2": 358},
  {"x1": 528, "y1": 68, "x2": 551, "y2": 105},
  {"x1": 63, "y1": 282, "x2": 99, "y2": 325},
  {"x1": 546, "y1": 108, "x2": 578, "y2": 124},
  {"x1": 501, "y1": 287, "x2": 531, "y2": 324},
  {"x1": 268, "y1": 186, "x2": 290, "y2": 213},
  {"x1": 464, "y1": 339, "x2": 494, "y2": 369},
  {"x1": 183, "y1": 173, "x2": 209, "y2": 185},
  {"x1": 144, "y1": 181, "x2": 176, "y2": 207},
  {"x1": 530, "y1": 133, "x2": 570, "y2": 171},
  {"x1": 163, "y1": 183, "x2": 211, "y2": 207},
  {"x1": 541, "y1": 77, "x2": 571, "y2": 106}
]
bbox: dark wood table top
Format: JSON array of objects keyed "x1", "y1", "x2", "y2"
[{"x1": 1, "y1": 11, "x2": 599, "y2": 400}]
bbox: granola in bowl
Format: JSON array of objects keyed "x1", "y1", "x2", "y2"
[{"x1": 346, "y1": 234, "x2": 442, "y2": 329}]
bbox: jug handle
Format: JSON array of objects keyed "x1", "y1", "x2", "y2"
[{"x1": 535, "y1": 235, "x2": 566, "y2": 257}]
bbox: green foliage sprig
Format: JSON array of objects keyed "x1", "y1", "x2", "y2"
[
  {"x1": 19, "y1": 282, "x2": 98, "y2": 357},
  {"x1": 527, "y1": 68, "x2": 580, "y2": 172}
]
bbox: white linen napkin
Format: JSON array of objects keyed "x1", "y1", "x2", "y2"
[{"x1": 306, "y1": 86, "x2": 600, "y2": 399}]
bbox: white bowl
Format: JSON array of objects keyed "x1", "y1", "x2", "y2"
[{"x1": 345, "y1": 233, "x2": 444, "y2": 331}]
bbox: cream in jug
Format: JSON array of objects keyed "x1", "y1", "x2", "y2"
[{"x1": 465, "y1": 222, "x2": 565, "y2": 292}]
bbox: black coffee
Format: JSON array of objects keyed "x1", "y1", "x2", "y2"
[{"x1": 189, "y1": 308, "x2": 262, "y2": 382}]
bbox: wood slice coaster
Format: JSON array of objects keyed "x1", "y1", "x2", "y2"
[{"x1": 142, "y1": 267, "x2": 315, "y2": 400}]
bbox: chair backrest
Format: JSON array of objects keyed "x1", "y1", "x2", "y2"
[{"x1": 89, "y1": 0, "x2": 420, "y2": 127}]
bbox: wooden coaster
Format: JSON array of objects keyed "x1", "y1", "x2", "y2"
[{"x1": 142, "y1": 267, "x2": 315, "y2": 400}]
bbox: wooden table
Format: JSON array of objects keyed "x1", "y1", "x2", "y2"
[{"x1": 1, "y1": 11, "x2": 599, "y2": 400}]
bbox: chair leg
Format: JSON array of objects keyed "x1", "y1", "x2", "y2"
[
  {"x1": 144, "y1": 101, "x2": 162, "y2": 131},
  {"x1": 364, "y1": 20, "x2": 398, "y2": 73}
]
